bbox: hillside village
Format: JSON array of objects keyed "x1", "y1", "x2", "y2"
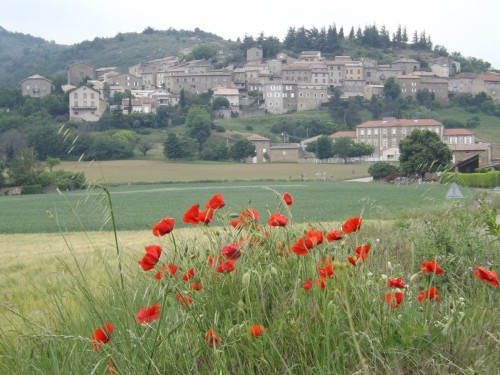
[{"x1": 19, "y1": 46, "x2": 500, "y2": 170}]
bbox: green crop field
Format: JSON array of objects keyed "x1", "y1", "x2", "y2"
[{"x1": 0, "y1": 179, "x2": 474, "y2": 234}]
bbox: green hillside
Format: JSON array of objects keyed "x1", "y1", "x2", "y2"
[{"x1": 0, "y1": 26, "x2": 239, "y2": 86}]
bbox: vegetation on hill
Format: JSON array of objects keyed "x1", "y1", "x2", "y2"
[{"x1": 1, "y1": 22, "x2": 496, "y2": 87}]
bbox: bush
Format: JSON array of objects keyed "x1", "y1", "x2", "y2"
[
  {"x1": 368, "y1": 162, "x2": 400, "y2": 180},
  {"x1": 21, "y1": 184, "x2": 43, "y2": 194},
  {"x1": 441, "y1": 171, "x2": 500, "y2": 188}
]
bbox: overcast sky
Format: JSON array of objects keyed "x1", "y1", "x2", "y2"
[{"x1": 1, "y1": 0, "x2": 499, "y2": 69}]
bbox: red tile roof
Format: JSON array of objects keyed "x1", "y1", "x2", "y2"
[
  {"x1": 330, "y1": 131, "x2": 356, "y2": 139},
  {"x1": 443, "y1": 128, "x2": 474, "y2": 136}
]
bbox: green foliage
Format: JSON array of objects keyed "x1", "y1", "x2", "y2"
[
  {"x1": 1, "y1": 185, "x2": 498, "y2": 373},
  {"x1": 9, "y1": 147, "x2": 43, "y2": 185},
  {"x1": 368, "y1": 162, "x2": 400, "y2": 180},
  {"x1": 441, "y1": 171, "x2": 500, "y2": 188},
  {"x1": 83, "y1": 134, "x2": 135, "y2": 160},
  {"x1": 199, "y1": 137, "x2": 228, "y2": 161},
  {"x1": 163, "y1": 133, "x2": 198, "y2": 160},
  {"x1": 185, "y1": 105, "x2": 212, "y2": 147},
  {"x1": 20, "y1": 184, "x2": 43, "y2": 194},
  {"x1": 212, "y1": 96, "x2": 230, "y2": 110},
  {"x1": 185, "y1": 44, "x2": 218, "y2": 60},
  {"x1": 228, "y1": 139, "x2": 255, "y2": 161},
  {"x1": 383, "y1": 77, "x2": 401, "y2": 101},
  {"x1": 112, "y1": 129, "x2": 140, "y2": 145},
  {"x1": 29, "y1": 124, "x2": 69, "y2": 160},
  {"x1": 399, "y1": 129, "x2": 452, "y2": 178}
]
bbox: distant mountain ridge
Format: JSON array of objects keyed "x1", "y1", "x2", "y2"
[{"x1": 0, "y1": 26, "x2": 236, "y2": 86}]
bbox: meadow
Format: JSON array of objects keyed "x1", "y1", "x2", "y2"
[{"x1": 1, "y1": 164, "x2": 499, "y2": 374}]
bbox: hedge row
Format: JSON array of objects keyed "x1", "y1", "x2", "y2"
[{"x1": 441, "y1": 171, "x2": 500, "y2": 188}]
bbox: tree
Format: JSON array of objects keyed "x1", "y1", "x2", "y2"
[
  {"x1": 212, "y1": 97, "x2": 230, "y2": 110},
  {"x1": 383, "y1": 77, "x2": 401, "y2": 101},
  {"x1": 368, "y1": 162, "x2": 399, "y2": 180},
  {"x1": 200, "y1": 137, "x2": 228, "y2": 161},
  {"x1": 137, "y1": 141, "x2": 154, "y2": 156},
  {"x1": 185, "y1": 105, "x2": 212, "y2": 148},
  {"x1": 9, "y1": 147, "x2": 43, "y2": 186},
  {"x1": 229, "y1": 139, "x2": 255, "y2": 162},
  {"x1": 399, "y1": 129, "x2": 452, "y2": 178},
  {"x1": 308, "y1": 136, "x2": 334, "y2": 160},
  {"x1": 29, "y1": 124, "x2": 67, "y2": 160},
  {"x1": 45, "y1": 157, "x2": 61, "y2": 172},
  {"x1": 349, "y1": 142, "x2": 375, "y2": 158},
  {"x1": 331, "y1": 137, "x2": 353, "y2": 163},
  {"x1": 164, "y1": 133, "x2": 183, "y2": 160}
]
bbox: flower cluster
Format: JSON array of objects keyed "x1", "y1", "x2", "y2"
[{"x1": 90, "y1": 190, "x2": 498, "y2": 357}]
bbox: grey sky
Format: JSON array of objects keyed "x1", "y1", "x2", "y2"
[{"x1": 1, "y1": 0, "x2": 498, "y2": 69}]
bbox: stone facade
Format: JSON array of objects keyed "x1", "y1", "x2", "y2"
[
  {"x1": 67, "y1": 62, "x2": 95, "y2": 86},
  {"x1": 20, "y1": 75, "x2": 54, "y2": 97},
  {"x1": 69, "y1": 86, "x2": 107, "y2": 121}
]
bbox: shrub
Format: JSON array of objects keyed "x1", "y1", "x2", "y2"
[
  {"x1": 21, "y1": 184, "x2": 43, "y2": 194},
  {"x1": 368, "y1": 161, "x2": 400, "y2": 180}
]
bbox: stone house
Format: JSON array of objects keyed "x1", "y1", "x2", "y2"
[
  {"x1": 363, "y1": 84, "x2": 384, "y2": 101},
  {"x1": 449, "y1": 143, "x2": 491, "y2": 170},
  {"x1": 69, "y1": 86, "x2": 107, "y2": 121},
  {"x1": 163, "y1": 70, "x2": 233, "y2": 94},
  {"x1": 442, "y1": 128, "x2": 475, "y2": 146},
  {"x1": 213, "y1": 87, "x2": 240, "y2": 107},
  {"x1": 67, "y1": 62, "x2": 95, "y2": 86},
  {"x1": 105, "y1": 73, "x2": 142, "y2": 90},
  {"x1": 247, "y1": 134, "x2": 270, "y2": 163},
  {"x1": 472, "y1": 74, "x2": 500, "y2": 101},
  {"x1": 268, "y1": 143, "x2": 308, "y2": 163},
  {"x1": 391, "y1": 58, "x2": 420, "y2": 75},
  {"x1": 428, "y1": 56, "x2": 460, "y2": 77},
  {"x1": 355, "y1": 118, "x2": 444, "y2": 160},
  {"x1": 247, "y1": 46, "x2": 263, "y2": 64},
  {"x1": 299, "y1": 51, "x2": 323, "y2": 62},
  {"x1": 296, "y1": 83, "x2": 328, "y2": 111},
  {"x1": 20, "y1": 75, "x2": 54, "y2": 97},
  {"x1": 95, "y1": 67, "x2": 120, "y2": 81}
]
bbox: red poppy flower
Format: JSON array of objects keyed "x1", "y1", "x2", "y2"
[
  {"x1": 136, "y1": 304, "x2": 161, "y2": 323},
  {"x1": 217, "y1": 259, "x2": 235, "y2": 273},
  {"x1": 221, "y1": 244, "x2": 241, "y2": 260},
  {"x1": 303, "y1": 278, "x2": 313, "y2": 290},
  {"x1": 241, "y1": 208, "x2": 259, "y2": 222},
  {"x1": 190, "y1": 282, "x2": 203, "y2": 291},
  {"x1": 355, "y1": 244, "x2": 371, "y2": 262},
  {"x1": 205, "y1": 193, "x2": 225, "y2": 210},
  {"x1": 154, "y1": 263, "x2": 178, "y2": 280},
  {"x1": 473, "y1": 267, "x2": 499, "y2": 287},
  {"x1": 326, "y1": 229, "x2": 343, "y2": 242},
  {"x1": 138, "y1": 245, "x2": 162, "y2": 271},
  {"x1": 249, "y1": 325, "x2": 266, "y2": 337},
  {"x1": 107, "y1": 361, "x2": 117, "y2": 375},
  {"x1": 205, "y1": 329, "x2": 222, "y2": 346},
  {"x1": 176, "y1": 292, "x2": 193, "y2": 306},
  {"x1": 152, "y1": 217, "x2": 175, "y2": 237},
  {"x1": 91, "y1": 323, "x2": 114, "y2": 352},
  {"x1": 282, "y1": 192, "x2": 293, "y2": 207},
  {"x1": 291, "y1": 237, "x2": 310, "y2": 256},
  {"x1": 315, "y1": 277, "x2": 327, "y2": 289},
  {"x1": 348, "y1": 256, "x2": 357, "y2": 266},
  {"x1": 183, "y1": 204, "x2": 200, "y2": 224},
  {"x1": 182, "y1": 268, "x2": 195, "y2": 281},
  {"x1": 318, "y1": 263, "x2": 334, "y2": 278},
  {"x1": 384, "y1": 293, "x2": 404, "y2": 308},
  {"x1": 305, "y1": 229, "x2": 324, "y2": 246},
  {"x1": 421, "y1": 260, "x2": 444, "y2": 275},
  {"x1": 387, "y1": 277, "x2": 405, "y2": 289},
  {"x1": 341, "y1": 216, "x2": 362, "y2": 234},
  {"x1": 197, "y1": 208, "x2": 214, "y2": 224},
  {"x1": 417, "y1": 287, "x2": 440, "y2": 302},
  {"x1": 267, "y1": 213, "x2": 288, "y2": 227}
]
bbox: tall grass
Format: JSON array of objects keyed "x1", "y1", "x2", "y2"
[{"x1": 0, "y1": 187, "x2": 498, "y2": 374}]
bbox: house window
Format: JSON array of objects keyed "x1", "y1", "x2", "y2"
[
  {"x1": 360, "y1": 129, "x2": 365, "y2": 136},
  {"x1": 367, "y1": 129, "x2": 372, "y2": 136},
  {"x1": 392, "y1": 128, "x2": 396, "y2": 135},
  {"x1": 83, "y1": 93, "x2": 87, "y2": 99},
  {"x1": 91, "y1": 93, "x2": 95, "y2": 99},
  {"x1": 91, "y1": 101, "x2": 95, "y2": 107},
  {"x1": 320, "y1": 93, "x2": 324, "y2": 98},
  {"x1": 275, "y1": 102, "x2": 279, "y2": 106},
  {"x1": 26, "y1": 84, "x2": 30, "y2": 91},
  {"x1": 269, "y1": 102, "x2": 273, "y2": 106},
  {"x1": 383, "y1": 139, "x2": 388, "y2": 148},
  {"x1": 277, "y1": 86, "x2": 281, "y2": 90},
  {"x1": 291, "y1": 93, "x2": 295, "y2": 98},
  {"x1": 374, "y1": 129, "x2": 379, "y2": 135},
  {"x1": 383, "y1": 128, "x2": 387, "y2": 135},
  {"x1": 74, "y1": 101, "x2": 79, "y2": 107},
  {"x1": 306, "y1": 93, "x2": 310, "y2": 98},
  {"x1": 74, "y1": 93, "x2": 78, "y2": 99},
  {"x1": 299, "y1": 92, "x2": 303, "y2": 97},
  {"x1": 373, "y1": 139, "x2": 378, "y2": 146},
  {"x1": 271, "y1": 85, "x2": 275, "y2": 90},
  {"x1": 402, "y1": 129, "x2": 406, "y2": 136},
  {"x1": 392, "y1": 139, "x2": 396, "y2": 147}
]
